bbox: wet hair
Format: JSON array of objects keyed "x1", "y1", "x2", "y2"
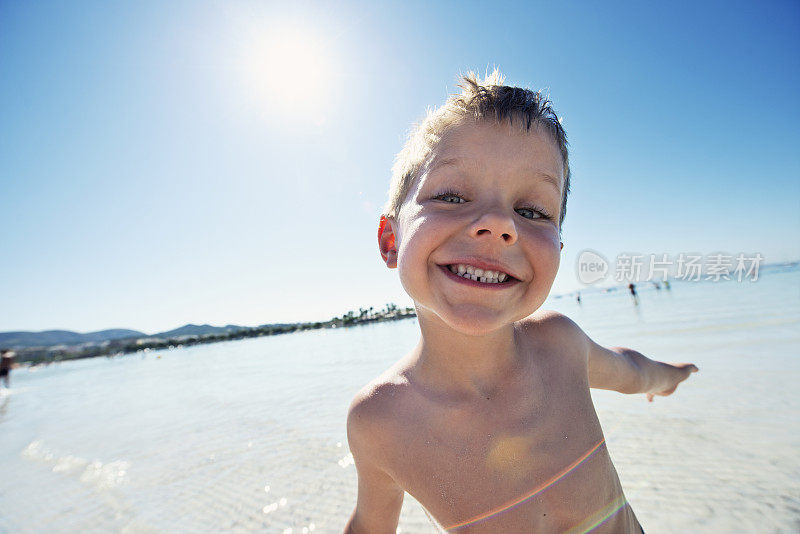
[{"x1": 383, "y1": 69, "x2": 570, "y2": 228}]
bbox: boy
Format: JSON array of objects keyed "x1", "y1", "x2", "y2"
[{"x1": 344, "y1": 71, "x2": 698, "y2": 533}]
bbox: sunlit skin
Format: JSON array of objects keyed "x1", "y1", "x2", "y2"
[
  {"x1": 390, "y1": 121, "x2": 564, "y2": 338},
  {"x1": 345, "y1": 120, "x2": 698, "y2": 533}
]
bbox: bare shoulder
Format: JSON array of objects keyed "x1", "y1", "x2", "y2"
[
  {"x1": 348, "y1": 363, "x2": 411, "y2": 421},
  {"x1": 347, "y1": 366, "x2": 412, "y2": 456},
  {"x1": 516, "y1": 310, "x2": 590, "y2": 362},
  {"x1": 519, "y1": 309, "x2": 587, "y2": 341}
]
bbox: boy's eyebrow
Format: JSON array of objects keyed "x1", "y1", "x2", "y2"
[
  {"x1": 429, "y1": 157, "x2": 562, "y2": 192},
  {"x1": 532, "y1": 171, "x2": 562, "y2": 193},
  {"x1": 428, "y1": 157, "x2": 463, "y2": 173}
]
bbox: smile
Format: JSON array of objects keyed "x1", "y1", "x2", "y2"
[{"x1": 442, "y1": 263, "x2": 517, "y2": 285}]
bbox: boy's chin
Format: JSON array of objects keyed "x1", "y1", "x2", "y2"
[
  {"x1": 424, "y1": 306, "x2": 532, "y2": 337},
  {"x1": 448, "y1": 322, "x2": 509, "y2": 337}
]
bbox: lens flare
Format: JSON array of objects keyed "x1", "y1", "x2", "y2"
[
  {"x1": 444, "y1": 437, "x2": 608, "y2": 530},
  {"x1": 563, "y1": 495, "x2": 629, "y2": 534}
]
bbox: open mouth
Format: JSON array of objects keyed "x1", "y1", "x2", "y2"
[{"x1": 443, "y1": 263, "x2": 517, "y2": 285}]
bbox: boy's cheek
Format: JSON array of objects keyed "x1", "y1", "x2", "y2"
[
  {"x1": 395, "y1": 209, "x2": 437, "y2": 249},
  {"x1": 527, "y1": 231, "x2": 562, "y2": 276},
  {"x1": 527, "y1": 226, "x2": 562, "y2": 253}
]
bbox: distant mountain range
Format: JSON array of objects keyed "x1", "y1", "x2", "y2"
[
  {"x1": 0, "y1": 329, "x2": 145, "y2": 349},
  {"x1": 154, "y1": 324, "x2": 250, "y2": 339},
  {"x1": 0, "y1": 323, "x2": 279, "y2": 349}
]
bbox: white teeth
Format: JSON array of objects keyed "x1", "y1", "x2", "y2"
[{"x1": 447, "y1": 263, "x2": 511, "y2": 284}]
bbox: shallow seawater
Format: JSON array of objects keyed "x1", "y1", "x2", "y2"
[{"x1": 1, "y1": 269, "x2": 798, "y2": 533}]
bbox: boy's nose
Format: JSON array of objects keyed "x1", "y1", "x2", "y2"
[{"x1": 470, "y1": 209, "x2": 518, "y2": 245}]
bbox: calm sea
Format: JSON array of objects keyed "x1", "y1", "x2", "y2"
[{"x1": 1, "y1": 269, "x2": 798, "y2": 533}]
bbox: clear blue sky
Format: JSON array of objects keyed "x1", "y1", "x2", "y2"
[{"x1": 1, "y1": 0, "x2": 798, "y2": 334}]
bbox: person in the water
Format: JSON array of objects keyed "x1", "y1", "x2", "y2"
[
  {"x1": 1, "y1": 349, "x2": 16, "y2": 388},
  {"x1": 345, "y1": 71, "x2": 697, "y2": 533},
  {"x1": 628, "y1": 282, "x2": 639, "y2": 305}
]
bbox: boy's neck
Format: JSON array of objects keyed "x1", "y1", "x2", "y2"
[{"x1": 408, "y1": 312, "x2": 525, "y2": 400}]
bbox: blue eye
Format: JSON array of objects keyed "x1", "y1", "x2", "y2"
[
  {"x1": 515, "y1": 207, "x2": 540, "y2": 219},
  {"x1": 435, "y1": 191, "x2": 466, "y2": 204},
  {"x1": 516, "y1": 206, "x2": 553, "y2": 221}
]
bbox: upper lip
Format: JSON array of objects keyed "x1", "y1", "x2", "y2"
[{"x1": 439, "y1": 257, "x2": 521, "y2": 280}]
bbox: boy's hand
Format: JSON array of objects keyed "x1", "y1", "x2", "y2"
[{"x1": 646, "y1": 363, "x2": 699, "y2": 402}]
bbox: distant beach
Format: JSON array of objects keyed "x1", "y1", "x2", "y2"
[
  {"x1": 7, "y1": 304, "x2": 417, "y2": 365},
  {"x1": 1, "y1": 268, "x2": 798, "y2": 533}
]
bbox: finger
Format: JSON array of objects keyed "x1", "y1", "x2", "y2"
[
  {"x1": 646, "y1": 393, "x2": 654, "y2": 402},
  {"x1": 691, "y1": 365, "x2": 699, "y2": 373}
]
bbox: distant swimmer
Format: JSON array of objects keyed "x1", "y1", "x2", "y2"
[
  {"x1": 576, "y1": 291, "x2": 582, "y2": 305},
  {"x1": 664, "y1": 280, "x2": 671, "y2": 290},
  {"x1": 1, "y1": 349, "x2": 15, "y2": 388},
  {"x1": 628, "y1": 282, "x2": 639, "y2": 305},
  {"x1": 653, "y1": 282, "x2": 661, "y2": 290}
]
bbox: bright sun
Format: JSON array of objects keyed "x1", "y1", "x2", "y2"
[{"x1": 238, "y1": 25, "x2": 334, "y2": 119}]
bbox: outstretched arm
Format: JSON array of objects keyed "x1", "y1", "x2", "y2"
[
  {"x1": 587, "y1": 339, "x2": 698, "y2": 400},
  {"x1": 344, "y1": 398, "x2": 404, "y2": 533}
]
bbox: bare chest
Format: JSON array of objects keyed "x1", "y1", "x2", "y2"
[{"x1": 386, "y1": 388, "x2": 637, "y2": 532}]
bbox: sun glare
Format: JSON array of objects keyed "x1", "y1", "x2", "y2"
[{"x1": 238, "y1": 25, "x2": 334, "y2": 120}]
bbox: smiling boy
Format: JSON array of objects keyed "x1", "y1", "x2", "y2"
[{"x1": 344, "y1": 71, "x2": 697, "y2": 533}]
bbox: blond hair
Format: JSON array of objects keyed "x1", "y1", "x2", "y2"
[{"x1": 383, "y1": 70, "x2": 571, "y2": 227}]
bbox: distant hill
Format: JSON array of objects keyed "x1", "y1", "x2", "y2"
[
  {"x1": 0, "y1": 329, "x2": 145, "y2": 349},
  {"x1": 152, "y1": 324, "x2": 249, "y2": 338},
  {"x1": 0, "y1": 322, "x2": 303, "y2": 349}
]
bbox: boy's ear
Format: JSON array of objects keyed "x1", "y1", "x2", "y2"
[
  {"x1": 560, "y1": 242, "x2": 564, "y2": 251},
  {"x1": 378, "y1": 216, "x2": 398, "y2": 268}
]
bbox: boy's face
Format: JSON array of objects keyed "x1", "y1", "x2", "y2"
[{"x1": 379, "y1": 120, "x2": 564, "y2": 335}]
